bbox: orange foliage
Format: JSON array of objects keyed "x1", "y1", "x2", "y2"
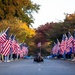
[{"x1": 0, "y1": 18, "x2": 35, "y2": 42}]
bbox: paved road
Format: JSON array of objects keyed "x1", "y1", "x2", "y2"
[{"x1": 0, "y1": 59, "x2": 75, "y2": 75}]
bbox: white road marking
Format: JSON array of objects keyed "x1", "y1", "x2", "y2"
[
  {"x1": 38, "y1": 68, "x2": 41, "y2": 71},
  {"x1": 38, "y1": 64, "x2": 40, "y2": 66},
  {"x1": 38, "y1": 64, "x2": 41, "y2": 71}
]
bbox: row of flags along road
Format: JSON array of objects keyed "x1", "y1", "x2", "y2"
[
  {"x1": 52, "y1": 30, "x2": 75, "y2": 61},
  {"x1": 0, "y1": 27, "x2": 28, "y2": 62}
]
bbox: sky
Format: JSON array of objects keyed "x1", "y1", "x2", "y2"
[{"x1": 31, "y1": 0, "x2": 75, "y2": 28}]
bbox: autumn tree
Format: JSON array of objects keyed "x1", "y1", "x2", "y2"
[
  {"x1": 64, "y1": 12, "x2": 75, "y2": 33},
  {"x1": 0, "y1": 18, "x2": 35, "y2": 42},
  {"x1": 0, "y1": 0, "x2": 40, "y2": 26},
  {"x1": 30, "y1": 12, "x2": 75, "y2": 55},
  {"x1": 64, "y1": 13, "x2": 75, "y2": 25},
  {"x1": 34, "y1": 22, "x2": 70, "y2": 54}
]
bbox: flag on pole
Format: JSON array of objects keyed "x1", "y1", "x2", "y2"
[
  {"x1": 0, "y1": 27, "x2": 10, "y2": 43},
  {"x1": 2, "y1": 40, "x2": 10, "y2": 56},
  {"x1": 52, "y1": 42, "x2": 57, "y2": 54},
  {"x1": 37, "y1": 42, "x2": 41, "y2": 47},
  {"x1": 12, "y1": 35, "x2": 18, "y2": 54},
  {"x1": 2, "y1": 27, "x2": 10, "y2": 56},
  {"x1": 73, "y1": 29, "x2": 75, "y2": 53},
  {"x1": 60, "y1": 34, "x2": 67, "y2": 54},
  {"x1": 68, "y1": 32, "x2": 73, "y2": 44},
  {"x1": 66, "y1": 32, "x2": 73, "y2": 53},
  {"x1": 56, "y1": 39, "x2": 60, "y2": 54}
]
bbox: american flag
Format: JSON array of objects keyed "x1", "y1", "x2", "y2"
[
  {"x1": 66, "y1": 32, "x2": 73, "y2": 53},
  {"x1": 0, "y1": 43, "x2": 2, "y2": 53},
  {"x1": 2, "y1": 27, "x2": 10, "y2": 56},
  {"x1": 0, "y1": 29, "x2": 8, "y2": 43},
  {"x1": 56, "y1": 39, "x2": 60, "y2": 54},
  {"x1": 2, "y1": 40, "x2": 10, "y2": 56},
  {"x1": 64, "y1": 34, "x2": 68, "y2": 50},
  {"x1": 60, "y1": 34, "x2": 67, "y2": 54},
  {"x1": 68, "y1": 32, "x2": 73, "y2": 44},
  {"x1": 9, "y1": 34, "x2": 14, "y2": 54},
  {"x1": 60, "y1": 34, "x2": 65, "y2": 54},
  {"x1": 73, "y1": 29, "x2": 75, "y2": 53},
  {"x1": 19, "y1": 50, "x2": 23, "y2": 58},
  {"x1": 19, "y1": 43, "x2": 23, "y2": 57},
  {"x1": 37, "y1": 42, "x2": 41, "y2": 47},
  {"x1": 0, "y1": 33, "x2": 6, "y2": 43},
  {"x1": 12, "y1": 36, "x2": 18, "y2": 54},
  {"x1": 16, "y1": 42, "x2": 20, "y2": 55},
  {"x1": 52, "y1": 42, "x2": 57, "y2": 54},
  {"x1": 9, "y1": 34, "x2": 14, "y2": 45},
  {"x1": 20, "y1": 43, "x2": 28, "y2": 56},
  {"x1": 23, "y1": 47, "x2": 28, "y2": 55},
  {"x1": 23, "y1": 43, "x2": 28, "y2": 55}
]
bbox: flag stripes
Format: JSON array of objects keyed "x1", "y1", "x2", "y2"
[
  {"x1": 52, "y1": 30, "x2": 75, "y2": 55},
  {"x1": 0, "y1": 27, "x2": 28, "y2": 58},
  {"x1": 0, "y1": 33, "x2": 6, "y2": 43},
  {"x1": 2, "y1": 40, "x2": 10, "y2": 56}
]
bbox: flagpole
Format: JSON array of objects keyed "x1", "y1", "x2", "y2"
[
  {"x1": 40, "y1": 46, "x2": 41, "y2": 55},
  {"x1": 37, "y1": 42, "x2": 41, "y2": 55}
]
